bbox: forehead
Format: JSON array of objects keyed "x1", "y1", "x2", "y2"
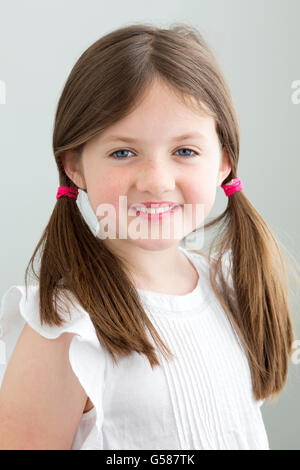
[
  {"x1": 113, "y1": 80, "x2": 215, "y2": 124},
  {"x1": 89, "y1": 80, "x2": 218, "y2": 147}
]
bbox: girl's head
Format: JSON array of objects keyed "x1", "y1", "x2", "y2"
[
  {"x1": 54, "y1": 24, "x2": 236, "y2": 253},
  {"x1": 60, "y1": 76, "x2": 231, "y2": 252},
  {"x1": 26, "y1": 23, "x2": 297, "y2": 403}
]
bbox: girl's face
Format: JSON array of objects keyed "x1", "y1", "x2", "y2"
[{"x1": 61, "y1": 79, "x2": 231, "y2": 252}]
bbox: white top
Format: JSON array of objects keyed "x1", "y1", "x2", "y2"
[{"x1": 0, "y1": 246, "x2": 269, "y2": 450}]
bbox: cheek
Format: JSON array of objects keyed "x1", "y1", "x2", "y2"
[
  {"x1": 182, "y1": 174, "x2": 216, "y2": 204},
  {"x1": 181, "y1": 172, "x2": 217, "y2": 222},
  {"x1": 87, "y1": 169, "x2": 129, "y2": 214}
]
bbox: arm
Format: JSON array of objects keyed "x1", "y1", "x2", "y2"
[{"x1": 0, "y1": 323, "x2": 88, "y2": 450}]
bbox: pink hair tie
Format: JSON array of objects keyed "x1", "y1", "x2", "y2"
[
  {"x1": 56, "y1": 186, "x2": 79, "y2": 200},
  {"x1": 221, "y1": 177, "x2": 243, "y2": 196}
]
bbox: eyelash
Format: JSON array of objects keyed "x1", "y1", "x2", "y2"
[{"x1": 108, "y1": 148, "x2": 200, "y2": 160}]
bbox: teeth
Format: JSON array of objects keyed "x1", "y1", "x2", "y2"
[{"x1": 135, "y1": 205, "x2": 177, "y2": 214}]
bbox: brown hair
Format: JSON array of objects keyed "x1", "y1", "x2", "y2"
[{"x1": 25, "y1": 22, "x2": 299, "y2": 403}]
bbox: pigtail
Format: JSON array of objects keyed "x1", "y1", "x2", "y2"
[{"x1": 201, "y1": 189, "x2": 296, "y2": 402}]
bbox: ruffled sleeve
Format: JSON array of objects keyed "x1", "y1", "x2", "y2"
[{"x1": 0, "y1": 284, "x2": 106, "y2": 448}]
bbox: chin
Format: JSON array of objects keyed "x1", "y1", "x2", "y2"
[{"x1": 129, "y1": 237, "x2": 181, "y2": 252}]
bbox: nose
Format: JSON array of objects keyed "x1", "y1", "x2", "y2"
[{"x1": 135, "y1": 158, "x2": 176, "y2": 195}]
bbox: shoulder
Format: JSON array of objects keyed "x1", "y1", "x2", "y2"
[
  {"x1": 0, "y1": 289, "x2": 91, "y2": 449},
  {"x1": 0, "y1": 284, "x2": 98, "y2": 343},
  {"x1": 0, "y1": 284, "x2": 106, "y2": 387},
  {"x1": 0, "y1": 284, "x2": 106, "y2": 443}
]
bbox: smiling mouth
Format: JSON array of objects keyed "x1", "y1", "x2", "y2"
[{"x1": 128, "y1": 204, "x2": 180, "y2": 218}]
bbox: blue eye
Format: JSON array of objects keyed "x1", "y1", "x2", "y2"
[
  {"x1": 109, "y1": 149, "x2": 134, "y2": 159},
  {"x1": 176, "y1": 148, "x2": 199, "y2": 158},
  {"x1": 109, "y1": 148, "x2": 199, "y2": 160}
]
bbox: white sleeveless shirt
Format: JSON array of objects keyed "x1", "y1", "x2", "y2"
[{"x1": 0, "y1": 246, "x2": 269, "y2": 450}]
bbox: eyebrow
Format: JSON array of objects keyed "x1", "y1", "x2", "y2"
[{"x1": 102, "y1": 132, "x2": 207, "y2": 143}]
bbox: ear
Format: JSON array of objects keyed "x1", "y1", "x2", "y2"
[
  {"x1": 60, "y1": 150, "x2": 87, "y2": 190},
  {"x1": 217, "y1": 147, "x2": 232, "y2": 187}
]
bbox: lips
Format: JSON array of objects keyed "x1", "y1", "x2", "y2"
[
  {"x1": 129, "y1": 201, "x2": 180, "y2": 210},
  {"x1": 133, "y1": 204, "x2": 180, "y2": 219}
]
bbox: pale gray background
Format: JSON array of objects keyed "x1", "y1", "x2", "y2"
[{"x1": 0, "y1": 0, "x2": 299, "y2": 450}]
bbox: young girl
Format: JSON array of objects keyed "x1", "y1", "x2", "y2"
[{"x1": 0, "y1": 23, "x2": 297, "y2": 450}]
